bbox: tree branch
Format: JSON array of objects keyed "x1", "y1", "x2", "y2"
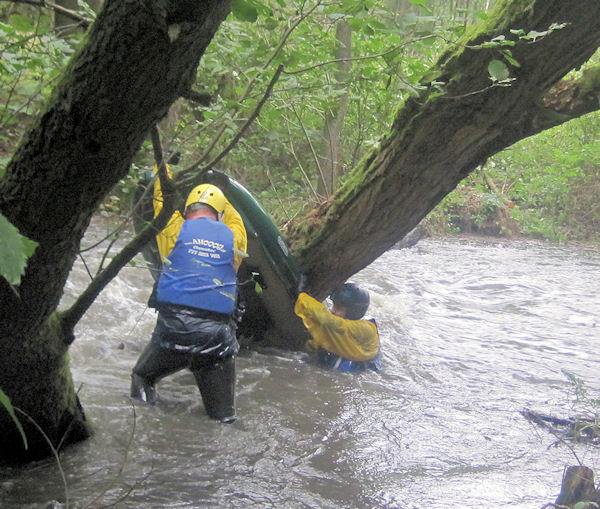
[
  {"x1": 282, "y1": 111, "x2": 320, "y2": 202},
  {"x1": 289, "y1": 101, "x2": 326, "y2": 199},
  {"x1": 286, "y1": 0, "x2": 600, "y2": 299},
  {"x1": 59, "y1": 126, "x2": 180, "y2": 340},
  {"x1": 177, "y1": 64, "x2": 284, "y2": 187},
  {"x1": 538, "y1": 68, "x2": 600, "y2": 125},
  {"x1": 283, "y1": 35, "x2": 437, "y2": 76},
  {"x1": 180, "y1": 89, "x2": 212, "y2": 106},
  {"x1": 59, "y1": 201, "x2": 174, "y2": 342},
  {"x1": 151, "y1": 125, "x2": 178, "y2": 203},
  {"x1": 182, "y1": 1, "x2": 321, "y2": 167},
  {"x1": 7, "y1": 0, "x2": 92, "y2": 27}
]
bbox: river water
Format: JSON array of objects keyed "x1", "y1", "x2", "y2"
[{"x1": 1, "y1": 231, "x2": 599, "y2": 509}]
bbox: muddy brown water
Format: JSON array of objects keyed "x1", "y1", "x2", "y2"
[{"x1": 1, "y1": 234, "x2": 599, "y2": 508}]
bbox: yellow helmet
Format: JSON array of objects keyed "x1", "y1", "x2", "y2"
[{"x1": 185, "y1": 184, "x2": 227, "y2": 214}]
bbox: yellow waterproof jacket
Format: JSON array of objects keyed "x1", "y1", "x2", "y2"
[
  {"x1": 152, "y1": 166, "x2": 247, "y2": 270},
  {"x1": 294, "y1": 292, "x2": 379, "y2": 362}
]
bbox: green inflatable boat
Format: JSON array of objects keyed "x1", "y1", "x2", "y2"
[{"x1": 133, "y1": 169, "x2": 309, "y2": 350}]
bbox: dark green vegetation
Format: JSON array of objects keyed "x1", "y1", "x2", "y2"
[
  {"x1": 429, "y1": 109, "x2": 600, "y2": 241},
  {"x1": 3, "y1": 1, "x2": 598, "y2": 244},
  {"x1": 0, "y1": 0, "x2": 599, "y2": 465}
]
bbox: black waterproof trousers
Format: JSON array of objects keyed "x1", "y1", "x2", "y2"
[{"x1": 131, "y1": 304, "x2": 239, "y2": 421}]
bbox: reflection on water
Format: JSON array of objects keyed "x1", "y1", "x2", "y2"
[{"x1": 1, "y1": 234, "x2": 599, "y2": 508}]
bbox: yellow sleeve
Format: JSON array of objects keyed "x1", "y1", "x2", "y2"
[
  {"x1": 153, "y1": 165, "x2": 247, "y2": 270},
  {"x1": 294, "y1": 292, "x2": 379, "y2": 361},
  {"x1": 222, "y1": 201, "x2": 247, "y2": 271},
  {"x1": 153, "y1": 165, "x2": 183, "y2": 261}
]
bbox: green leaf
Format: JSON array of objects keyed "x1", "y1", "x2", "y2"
[
  {"x1": 338, "y1": 0, "x2": 367, "y2": 15},
  {"x1": 525, "y1": 30, "x2": 547, "y2": 41},
  {"x1": 77, "y1": 0, "x2": 97, "y2": 20},
  {"x1": 488, "y1": 59, "x2": 510, "y2": 82},
  {"x1": 549, "y1": 22, "x2": 567, "y2": 31},
  {"x1": 0, "y1": 387, "x2": 28, "y2": 449},
  {"x1": 0, "y1": 213, "x2": 38, "y2": 286},
  {"x1": 363, "y1": 24, "x2": 374, "y2": 36},
  {"x1": 8, "y1": 14, "x2": 34, "y2": 32},
  {"x1": 501, "y1": 50, "x2": 520, "y2": 68},
  {"x1": 573, "y1": 502, "x2": 599, "y2": 509},
  {"x1": 231, "y1": 0, "x2": 259, "y2": 22}
]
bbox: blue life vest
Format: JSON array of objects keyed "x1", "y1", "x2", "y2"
[
  {"x1": 156, "y1": 217, "x2": 237, "y2": 315},
  {"x1": 317, "y1": 318, "x2": 382, "y2": 373}
]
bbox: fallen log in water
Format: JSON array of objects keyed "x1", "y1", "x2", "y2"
[{"x1": 521, "y1": 408, "x2": 600, "y2": 444}]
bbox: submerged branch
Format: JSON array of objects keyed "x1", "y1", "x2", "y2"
[{"x1": 521, "y1": 408, "x2": 600, "y2": 446}]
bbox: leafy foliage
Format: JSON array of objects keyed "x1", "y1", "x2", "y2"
[
  {"x1": 0, "y1": 4, "x2": 84, "y2": 167},
  {"x1": 143, "y1": 0, "x2": 463, "y2": 216},
  {"x1": 1, "y1": 0, "x2": 598, "y2": 243},
  {"x1": 487, "y1": 112, "x2": 600, "y2": 241}
]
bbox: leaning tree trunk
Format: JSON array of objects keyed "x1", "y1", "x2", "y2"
[
  {"x1": 0, "y1": 0, "x2": 231, "y2": 462},
  {"x1": 287, "y1": 0, "x2": 600, "y2": 299}
]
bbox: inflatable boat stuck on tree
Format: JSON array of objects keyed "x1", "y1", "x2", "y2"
[{"x1": 133, "y1": 169, "x2": 309, "y2": 350}]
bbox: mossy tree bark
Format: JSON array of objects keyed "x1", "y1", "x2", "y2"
[
  {"x1": 287, "y1": 0, "x2": 600, "y2": 299},
  {"x1": 0, "y1": 0, "x2": 231, "y2": 462}
]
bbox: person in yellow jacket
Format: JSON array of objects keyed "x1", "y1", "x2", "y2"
[
  {"x1": 152, "y1": 166, "x2": 247, "y2": 270},
  {"x1": 294, "y1": 283, "x2": 381, "y2": 373},
  {"x1": 132, "y1": 183, "x2": 247, "y2": 423}
]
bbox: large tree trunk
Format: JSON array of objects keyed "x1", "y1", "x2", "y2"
[
  {"x1": 0, "y1": 0, "x2": 231, "y2": 462},
  {"x1": 288, "y1": 0, "x2": 600, "y2": 299}
]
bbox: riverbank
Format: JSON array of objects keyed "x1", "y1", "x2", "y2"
[
  {"x1": 423, "y1": 178, "x2": 600, "y2": 244},
  {"x1": 393, "y1": 219, "x2": 599, "y2": 253},
  {"x1": 425, "y1": 231, "x2": 600, "y2": 249}
]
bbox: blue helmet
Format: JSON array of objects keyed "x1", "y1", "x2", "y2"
[{"x1": 330, "y1": 283, "x2": 370, "y2": 320}]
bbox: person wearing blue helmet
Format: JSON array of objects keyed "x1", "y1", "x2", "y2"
[{"x1": 294, "y1": 282, "x2": 381, "y2": 373}]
